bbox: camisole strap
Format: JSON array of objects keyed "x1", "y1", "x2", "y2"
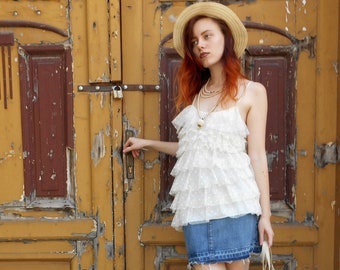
[{"x1": 236, "y1": 80, "x2": 252, "y2": 102}]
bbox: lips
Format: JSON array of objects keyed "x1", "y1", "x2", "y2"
[{"x1": 199, "y1": 52, "x2": 209, "y2": 59}]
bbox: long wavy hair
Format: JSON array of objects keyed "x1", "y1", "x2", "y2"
[{"x1": 175, "y1": 15, "x2": 245, "y2": 112}]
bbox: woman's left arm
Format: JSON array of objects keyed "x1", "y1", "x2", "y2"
[{"x1": 246, "y1": 82, "x2": 274, "y2": 247}]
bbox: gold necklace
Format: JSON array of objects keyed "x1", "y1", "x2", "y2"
[{"x1": 196, "y1": 84, "x2": 221, "y2": 128}]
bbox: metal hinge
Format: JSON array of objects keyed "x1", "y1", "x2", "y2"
[{"x1": 314, "y1": 142, "x2": 340, "y2": 168}]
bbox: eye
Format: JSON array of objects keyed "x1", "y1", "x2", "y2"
[
  {"x1": 191, "y1": 40, "x2": 198, "y2": 47},
  {"x1": 204, "y1": 34, "x2": 211, "y2": 40}
]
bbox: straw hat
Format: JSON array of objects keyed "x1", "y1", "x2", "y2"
[{"x1": 173, "y1": 2, "x2": 248, "y2": 58}]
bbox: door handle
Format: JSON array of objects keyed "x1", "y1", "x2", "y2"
[{"x1": 125, "y1": 130, "x2": 135, "y2": 179}]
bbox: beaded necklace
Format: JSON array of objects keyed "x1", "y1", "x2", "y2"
[{"x1": 196, "y1": 80, "x2": 222, "y2": 128}]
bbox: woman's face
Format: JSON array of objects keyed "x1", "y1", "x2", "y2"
[{"x1": 191, "y1": 17, "x2": 225, "y2": 69}]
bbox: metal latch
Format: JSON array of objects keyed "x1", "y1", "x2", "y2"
[
  {"x1": 125, "y1": 130, "x2": 135, "y2": 179},
  {"x1": 77, "y1": 84, "x2": 123, "y2": 98},
  {"x1": 314, "y1": 142, "x2": 340, "y2": 168}
]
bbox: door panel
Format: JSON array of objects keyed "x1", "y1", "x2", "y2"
[
  {"x1": 19, "y1": 45, "x2": 73, "y2": 199},
  {"x1": 245, "y1": 48, "x2": 296, "y2": 207},
  {"x1": 122, "y1": 1, "x2": 337, "y2": 270},
  {"x1": 0, "y1": 0, "x2": 121, "y2": 269}
]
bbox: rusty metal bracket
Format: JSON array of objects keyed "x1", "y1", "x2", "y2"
[
  {"x1": 314, "y1": 142, "x2": 340, "y2": 168},
  {"x1": 244, "y1": 21, "x2": 316, "y2": 59},
  {"x1": 297, "y1": 35, "x2": 316, "y2": 58}
]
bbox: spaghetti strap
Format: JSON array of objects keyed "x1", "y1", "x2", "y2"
[{"x1": 236, "y1": 80, "x2": 252, "y2": 102}]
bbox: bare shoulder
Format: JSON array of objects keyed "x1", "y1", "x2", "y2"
[
  {"x1": 237, "y1": 80, "x2": 267, "y2": 121},
  {"x1": 246, "y1": 81, "x2": 267, "y2": 100},
  {"x1": 241, "y1": 80, "x2": 267, "y2": 108}
]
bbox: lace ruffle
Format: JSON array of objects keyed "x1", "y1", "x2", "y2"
[{"x1": 170, "y1": 105, "x2": 262, "y2": 230}]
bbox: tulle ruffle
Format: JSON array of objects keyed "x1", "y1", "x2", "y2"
[{"x1": 170, "y1": 105, "x2": 262, "y2": 231}]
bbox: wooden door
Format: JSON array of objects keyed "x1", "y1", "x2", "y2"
[
  {"x1": 122, "y1": 1, "x2": 339, "y2": 270},
  {"x1": 0, "y1": 0, "x2": 122, "y2": 269}
]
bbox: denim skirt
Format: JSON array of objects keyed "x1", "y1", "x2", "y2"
[{"x1": 183, "y1": 214, "x2": 261, "y2": 265}]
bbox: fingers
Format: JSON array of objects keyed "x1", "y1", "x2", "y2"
[
  {"x1": 123, "y1": 137, "x2": 137, "y2": 153},
  {"x1": 123, "y1": 137, "x2": 146, "y2": 158},
  {"x1": 131, "y1": 149, "x2": 140, "y2": 158},
  {"x1": 123, "y1": 137, "x2": 134, "y2": 152},
  {"x1": 266, "y1": 229, "x2": 274, "y2": 247},
  {"x1": 259, "y1": 228, "x2": 264, "y2": 246},
  {"x1": 258, "y1": 217, "x2": 274, "y2": 247}
]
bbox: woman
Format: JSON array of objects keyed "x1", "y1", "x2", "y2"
[{"x1": 123, "y1": 2, "x2": 274, "y2": 270}]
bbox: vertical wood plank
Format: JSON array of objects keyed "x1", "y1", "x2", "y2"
[
  {"x1": 123, "y1": 91, "x2": 145, "y2": 270},
  {"x1": 86, "y1": 0, "x2": 110, "y2": 82},
  {"x1": 111, "y1": 96, "x2": 125, "y2": 269},
  {"x1": 71, "y1": 0, "x2": 93, "y2": 214},
  {"x1": 109, "y1": 0, "x2": 122, "y2": 81},
  {"x1": 89, "y1": 93, "x2": 114, "y2": 270},
  {"x1": 314, "y1": 0, "x2": 338, "y2": 269},
  {"x1": 121, "y1": 0, "x2": 143, "y2": 83}
]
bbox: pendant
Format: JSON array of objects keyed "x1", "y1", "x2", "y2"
[{"x1": 197, "y1": 118, "x2": 205, "y2": 128}]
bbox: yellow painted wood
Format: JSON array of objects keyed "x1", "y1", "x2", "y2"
[
  {"x1": 293, "y1": 0, "x2": 318, "y2": 225},
  {"x1": 123, "y1": 91, "x2": 145, "y2": 270},
  {"x1": 109, "y1": 0, "x2": 122, "y2": 81},
  {"x1": 0, "y1": 1, "x2": 97, "y2": 268},
  {"x1": 0, "y1": 0, "x2": 69, "y2": 44},
  {"x1": 139, "y1": 223, "x2": 318, "y2": 247},
  {"x1": 122, "y1": 0, "x2": 325, "y2": 269},
  {"x1": 0, "y1": 241, "x2": 75, "y2": 260},
  {"x1": 89, "y1": 92, "x2": 114, "y2": 270},
  {"x1": 314, "y1": 0, "x2": 339, "y2": 269},
  {"x1": 0, "y1": 0, "x2": 338, "y2": 269},
  {"x1": 142, "y1": 1, "x2": 161, "y2": 84},
  {"x1": 121, "y1": 0, "x2": 143, "y2": 83},
  {"x1": 295, "y1": 52, "x2": 317, "y2": 223},
  {"x1": 0, "y1": 261, "x2": 70, "y2": 270},
  {"x1": 143, "y1": 92, "x2": 161, "y2": 220},
  {"x1": 86, "y1": 0, "x2": 110, "y2": 82},
  {"x1": 0, "y1": 219, "x2": 96, "y2": 241},
  {"x1": 70, "y1": 0, "x2": 93, "y2": 215},
  {"x1": 0, "y1": 43, "x2": 24, "y2": 204},
  {"x1": 111, "y1": 96, "x2": 125, "y2": 269}
]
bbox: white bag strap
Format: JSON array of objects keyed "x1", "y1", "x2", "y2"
[{"x1": 261, "y1": 241, "x2": 275, "y2": 270}]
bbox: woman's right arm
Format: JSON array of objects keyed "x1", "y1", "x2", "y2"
[{"x1": 123, "y1": 137, "x2": 178, "y2": 158}]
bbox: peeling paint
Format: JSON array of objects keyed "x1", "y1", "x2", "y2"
[
  {"x1": 0, "y1": 149, "x2": 16, "y2": 164},
  {"x1": 331, "y1": 200, "x2": 336, "y2": 211},
  {"x1": 91, "y1": 131, "x2": 106, "y2": 167},
  {"x1": 105, "y1": 241, "x2": 114, "y2": 259},
  {"x1": 333, "y1": 61, "x2": 338, "y2": 74},
  {"x1": 105, "y1": 123, "x2": 111, "y2": 137},
  {"x1": 154, "y1": 246, "x2": 187, "y2": 270},
  {"x1": 144, "y1": 159, "x2": 160, "y2": 170},
  {"x1": 100, "y1": 93, "x2": 106, "y2": 108},
  {"x1": 285, "y1": 1, "x2": 291, "y2": 15},
  {"x1": 285, "y1": 0, "x2": 291, "y2": 31}
]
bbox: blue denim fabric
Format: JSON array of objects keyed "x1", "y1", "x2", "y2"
[{"x1": 183, "y1": 214, "x2": 261, "y2": 265}]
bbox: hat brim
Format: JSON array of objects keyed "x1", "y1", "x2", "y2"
[{"x1": 173, "y1": 2, "x2": 248, "y2": 58}]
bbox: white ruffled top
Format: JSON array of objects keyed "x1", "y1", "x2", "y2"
[{"x1": 170, "y1": 105, "x2": 262, "y2": 231}]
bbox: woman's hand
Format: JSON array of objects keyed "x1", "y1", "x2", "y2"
[
  {"x1": 258, "y1": 215, "x2": 274, "y2": 247},
  {"x1": 123, "y1": 137, "x2": 178, "y2": 157},
  {"x1": 123, "y1": 137, "x2": 149, "y2": 158}
]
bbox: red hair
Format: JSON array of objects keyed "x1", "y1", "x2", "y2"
[{"x1": 175, "y1": 16, "x2": 245, "y2": 112}]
